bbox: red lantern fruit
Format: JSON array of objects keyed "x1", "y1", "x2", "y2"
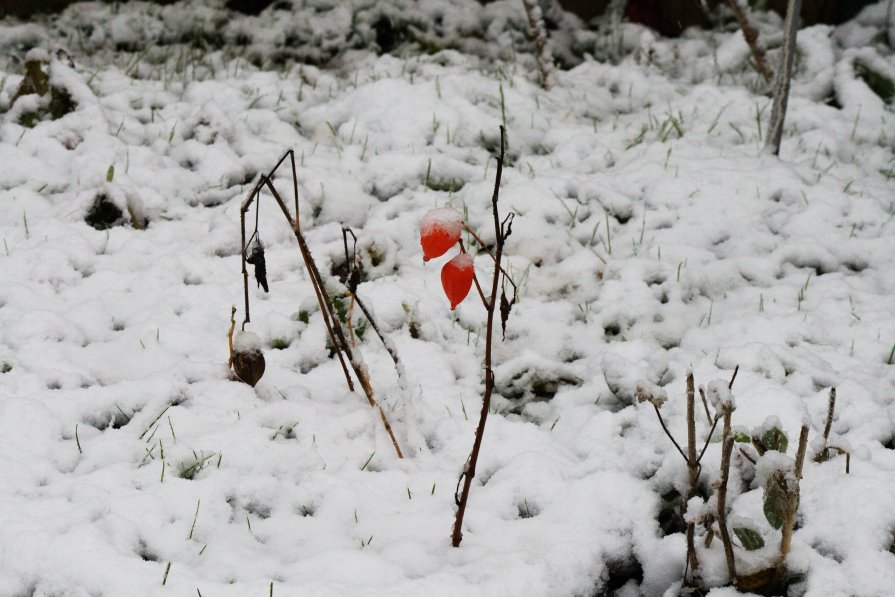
[
  {"x1": 441, "y1": 253, "x2": 474, "y2": 310},
  {"x1": 420, "y1": 207, "x2": 463, "y2": 262}
]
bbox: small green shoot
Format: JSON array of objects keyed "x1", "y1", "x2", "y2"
[
  {"x1": 159, "y1": 440, "x2": 165, "y2": 482},
  {"x1": 188, "y1": 499, "x2": 200, "y2": 539}
]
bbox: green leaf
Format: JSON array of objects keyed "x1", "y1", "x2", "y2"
[
  {"x1": 733, "y1": 431, "x2": 751, "y2": 443},
  {"x1": 733, "y1": 526, "x2": 765, "y2": 551},
  {"x1": 762, "y1": 426, "x2": 788, "y2": 453},
  {"x1": 106, "y1": 164, "x2": 115, "y2": 183},
  {"x1": 333, "y1": 295, "x2": 348, "y2": 324},
  {"x1": 763, "y1": 471, "x2": 789, "y2": 530}
]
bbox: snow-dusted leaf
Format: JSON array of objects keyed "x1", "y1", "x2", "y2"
[
  {"x1": 763, "y1": 470, "x2": 789, "y2": 530},
  {"x1": 733, "y1": 526, "x2": 765, "y2": 551},
  {"x1": 762, "y1": 426, "x2": 789, "y2": 454}
]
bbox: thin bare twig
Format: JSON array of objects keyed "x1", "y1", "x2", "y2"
[
  {"x1": 520, "y1": 0, "x2": 554, "y2": 89},
  {"x1": 780, "y1": 425, "x2": 809, "y2": 566},
  {"x1": 717, "y1": 406, "x2": 737, "y2": 582},
  {"x1": 452, "y1": 125, "x2": 510, "y2": 547},
  {"x1": 724, "y1": 0, "x2": 772, "y2": 83},
  {"x1": 262, "y1": 176, "x2": 403, "y2": 459},
  {"x1": 462, "y1": 224, "x2": 517, "y2": 295},
  {"x1": 699, "y1": 386, "x2": 713, "y2": 425},
  {"x1": 823, "y1": 387, "x2": 836, "y2": 442},
  {"x1": 696, "y1": 414, "x2": 721, "y2": 465},
  {"x1": 728, "y1": 365, "x2": 739, "y2": 390},
  {"x1": 351, "y1": 292, "x2": 406, "y2": 387},
  {"x1": 238, "y1": 153, "x2": 402, "y2": 459},
  {"x1": 765, "y1": 0, "x2": 802, "y2": 155},
  {"x1": 685, "y1": 371, "x2": 701, "y2": 584},
  {"x1": 227, "y1": 306, "x2": 236, "y2": 368},
  {"x1": 653, "y1": 405, "x2": 689, "y2": 463},
  {"x1": 459, "y1": 239, "x2": 490, "y2": 309}
]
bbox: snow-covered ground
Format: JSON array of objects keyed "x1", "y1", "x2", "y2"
[{"x1": 1, "y1": 1, "x2": 895, "y2": 595}]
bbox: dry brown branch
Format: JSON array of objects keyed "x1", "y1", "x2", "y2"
[
  {"x1": 699, "y1": 386, "x2": 713, "y2": 425},
  {"x1": 724, "y1": 0, "x2": 772, "y2": 83},
  {"x1": 765, "y1": 0, "x2": 802, "y2": 155},
  {"x1": 653, "y1": 404, "x2": 689, "y2": 463},
  {"x1": 684, "y1": 371, "x2": 701, "y2": 584},
  {"x1": 350, "y1": 292, "x2": 406, "y2": 387},
  {"x1": 239, "y1": 151, "x2": 403, "y2": 459},
  {"x1": 823, "y1": 387, "x2": 836, "y2": 442},
  {"x1": 452, "y1": 125, "x2": 513, "y2": 547},
  {"x1": 717, "y1": 407, "x2": 737, "y2": 582},
  {"x1": 779, "y1": 425, "x2": 809, "y2": 564},
  {"x1": 227, "y1": 306, "x2": 236, "y2": 368},
  {"x1": 520, "y1": 0, "x2": 554, "y2": 89}
]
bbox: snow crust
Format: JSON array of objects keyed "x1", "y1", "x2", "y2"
[{"x1": 0, "y1": 1, "x2": 894, "y2": 595}]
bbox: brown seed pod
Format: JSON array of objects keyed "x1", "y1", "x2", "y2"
[{"x1": 232, "y1": 331, "x2": 265, "y2": 387}]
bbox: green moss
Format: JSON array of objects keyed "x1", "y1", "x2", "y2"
[{"x1": 269, "y1": 338, "x2": 290, "y2": 350}]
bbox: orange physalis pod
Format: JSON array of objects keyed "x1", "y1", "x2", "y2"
[
  {"x1": 420, "y1": 207, "x2": 463, "y2": 262},
  {"x1": 441, "y1": 253, "x2": 474, "y2": 310}
]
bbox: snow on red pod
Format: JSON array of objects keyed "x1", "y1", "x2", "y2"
[
  {"x1": 441, "y1": 253, "x2": 474, "y2": 310},
  {"x1": 420, "y1": 206, "x2": 463, "y2": 262}
]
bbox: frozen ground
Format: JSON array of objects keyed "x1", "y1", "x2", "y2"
[{"x1": 1, "y1": 1, "x2": 895, "y2": 595}]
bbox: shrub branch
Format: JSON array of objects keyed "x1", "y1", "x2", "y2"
[{"x1": 451, "y1": 125, "x2": 513, "y2": 547}]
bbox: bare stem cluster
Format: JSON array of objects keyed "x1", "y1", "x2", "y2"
[{"x1": 238, "y1": 150, "x2": 403, "y2": 459}]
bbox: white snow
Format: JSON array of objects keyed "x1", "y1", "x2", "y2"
[{"x1": 0, "y1": 1, "x2": 894, "y2": 596}]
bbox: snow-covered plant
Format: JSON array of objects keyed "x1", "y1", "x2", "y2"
[
  {"x1": 641, "y1": 370, "x2": 706, "y2": 586},
  {"x1": 421, "y1": 126, "x2": 517, "y2": 547},
  {"x1": 643, "y1": 367, "x2": 827, "y2": 594}
]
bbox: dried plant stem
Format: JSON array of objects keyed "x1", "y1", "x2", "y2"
[
  {"x1": 351, "y1": 292, "x2": 406, "y2": 387},
  {"x1": 347, "y1": 295, "x2": 357, "y2": 347},
  {"x1": 227, "y1": 306, "x2": 236, "y2": 368},
  {"x1": 268, "y1": 179, "x2": 403, "y2": 459},
  {"x1": 717, "y1": 410, "x2": 736, "y2": 581},
  {"x1": 765, "y1": 0, "x2": 802, "y2": 155},
  {"x1": 815, "y1": 387, "x2": 850, "y2": 473},
  {"x1": 452, "y1": 126, "x2": 509, "y2": 548},
  {"x1": 520, "y1": 0, "x2": 554, "y2": 89},
  {"x1": 780, "y1": 425, "x2": 809, "y2": 565},
  {"x1": 728, "y1": 365, "x2": 739, "y2": 390},
  {"x1": 823, "y1": 387, "x2": 836, "y2": 442},
  {"x1": 699, "y1": 386, "x2": 713, "y2": 424},
  {"x1": 653, "y1": 404, "x2": 688, "y2": 463},
  {"x1": 239, "y1": 151, "x2": 402, "y2": 459},
  {"x1": 462, "y1": 225, "x2": 517, "y2": 289},
  {"x1": 459, "y1": 239, "x2": 490, "y2": 309},
  {"x1": 684, "y1": 371, "x2": 701, "y2": 583},
  {"x1": 724, "y1": 0, "x2": 772, "y2": 83}
]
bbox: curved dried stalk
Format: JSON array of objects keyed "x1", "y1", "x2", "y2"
[{"x1": 239, "y1": 151, "x2": 403, "y2": 459}]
